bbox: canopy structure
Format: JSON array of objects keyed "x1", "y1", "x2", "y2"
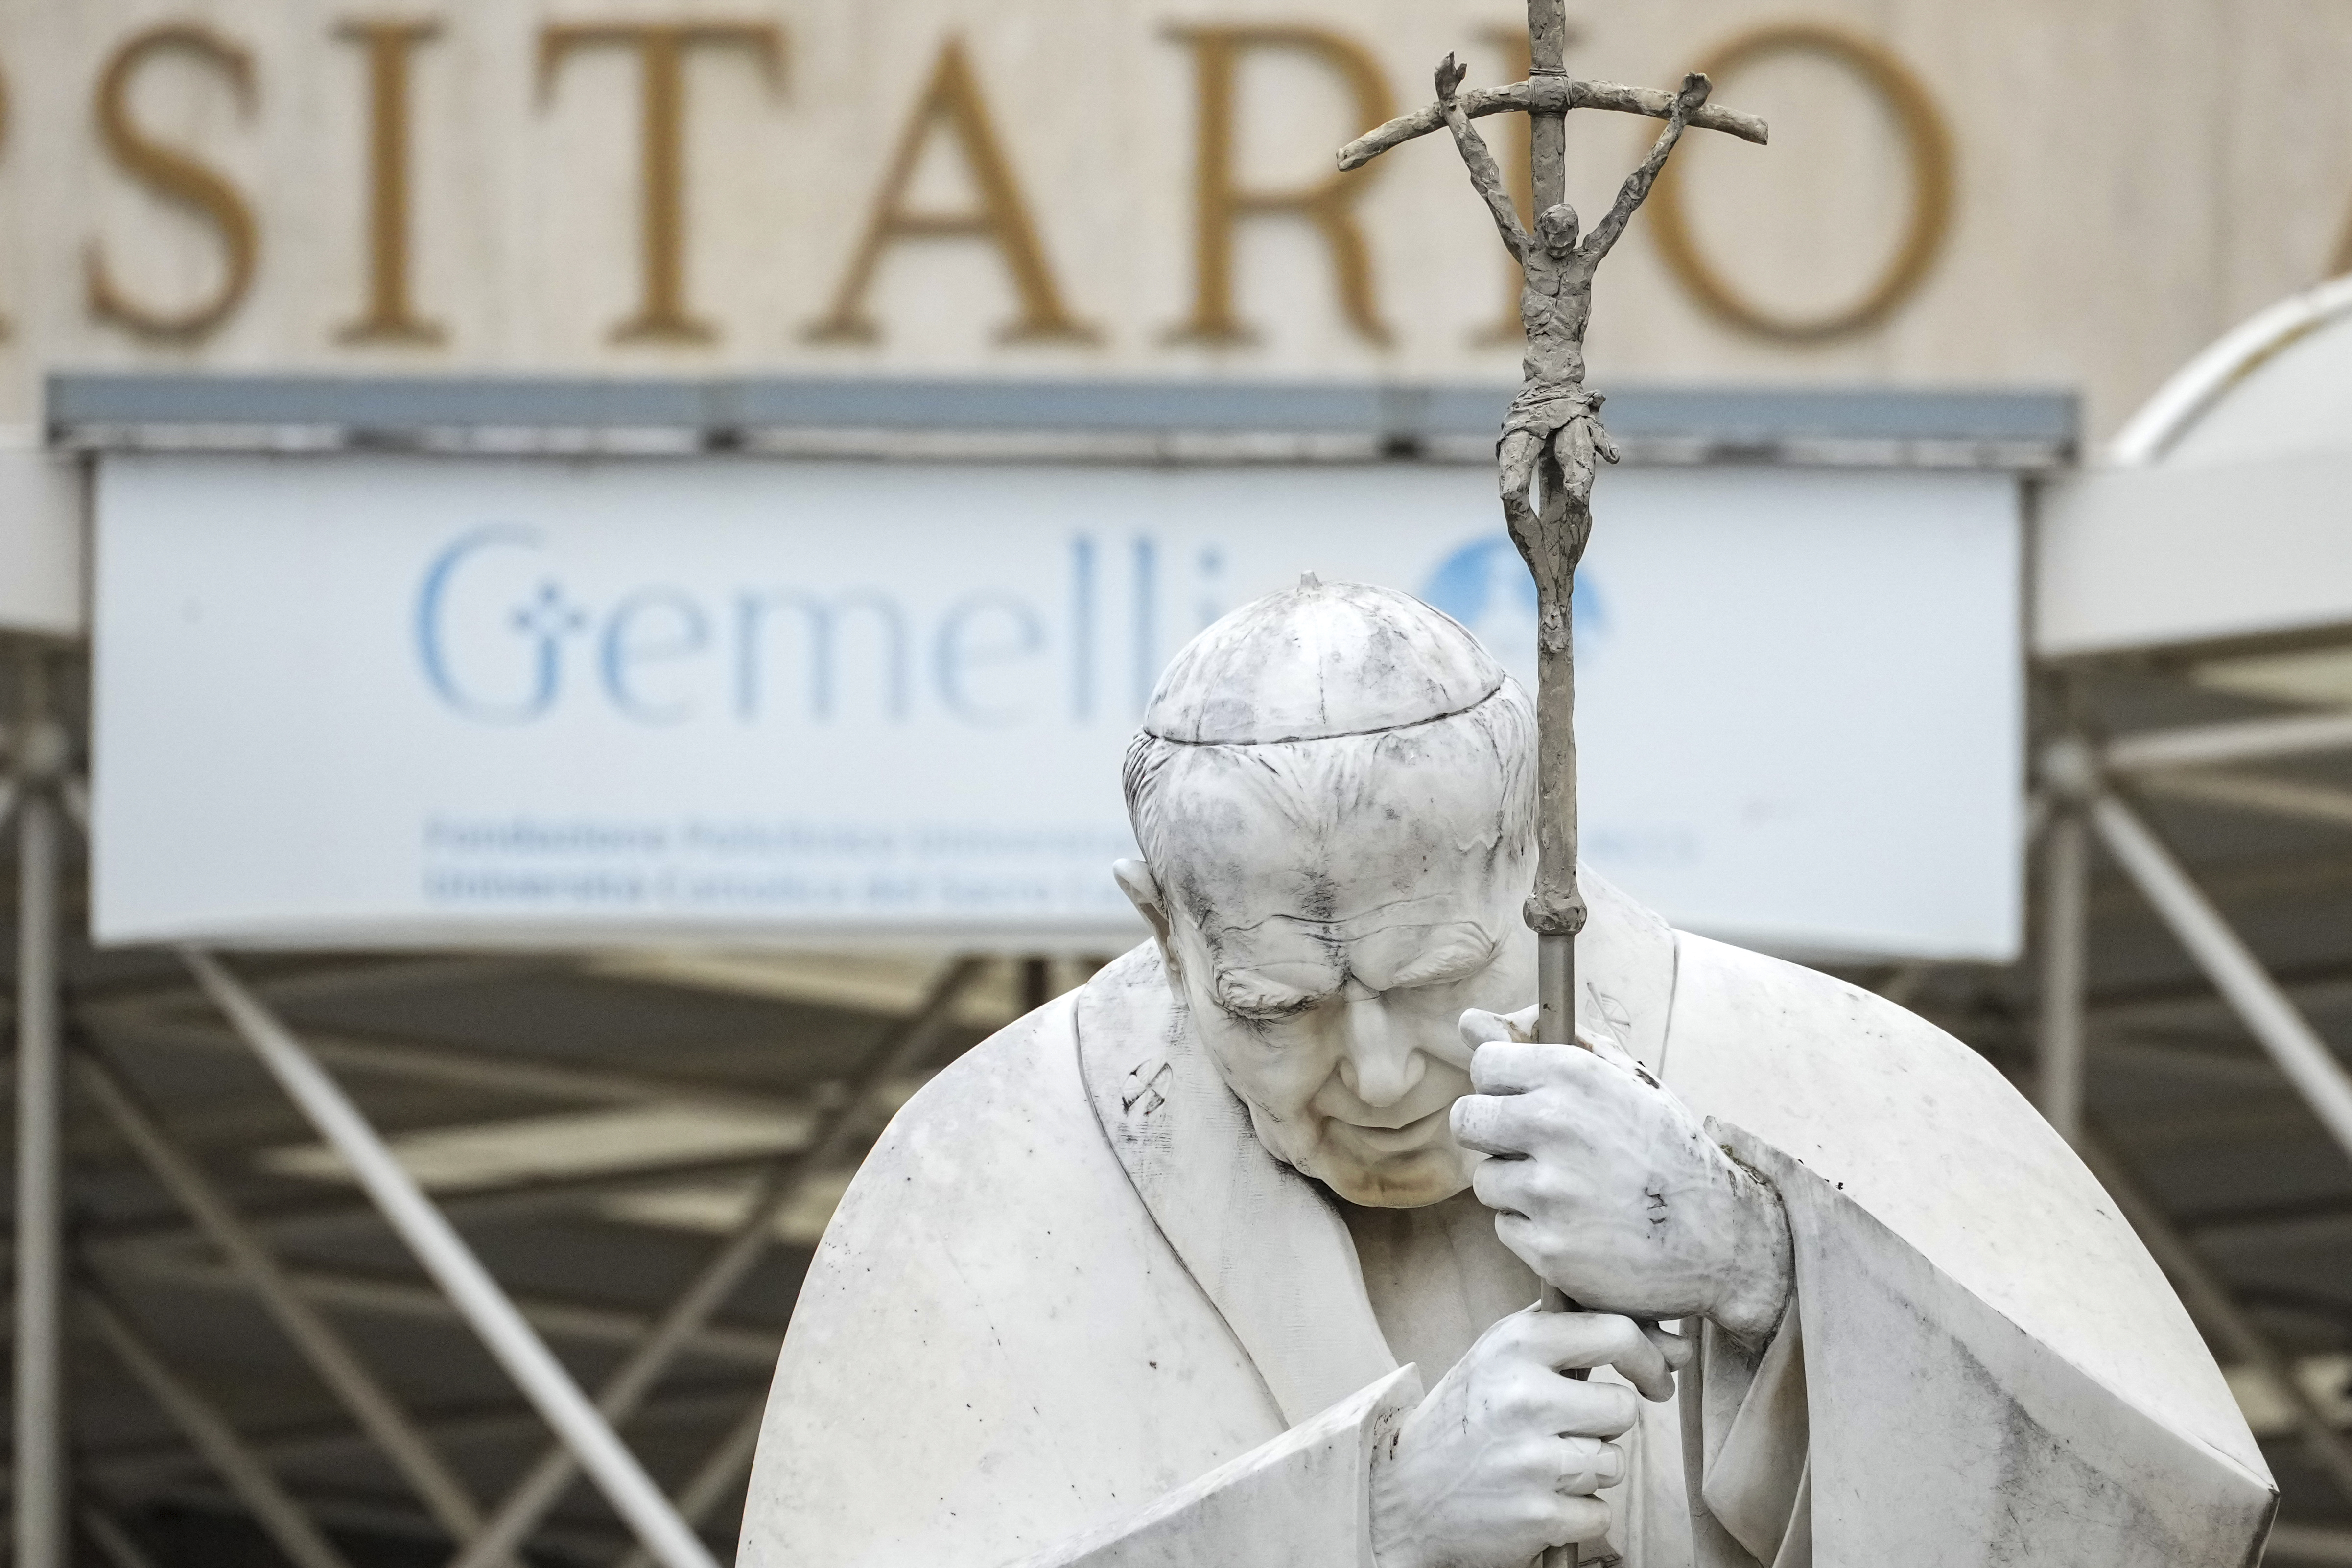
[
  {"x1": 2023, "y1": 281, "x2": 2352, "y2": 1559},
  {"x1": 3, "y1": 366, "x2": 2351, "y2": 1566},
  {"x1": 2040, "y1": 275, "x2": 2352, "y2": 662}
]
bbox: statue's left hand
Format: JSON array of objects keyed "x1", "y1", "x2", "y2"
[{"x1": 1452, "y1": 1006, "x2": 1791, "y2": 1343}]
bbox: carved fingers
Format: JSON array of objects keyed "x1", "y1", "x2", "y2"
[
  {"x1": 1451, "y1": 1037, "x2": 1783, "y2": 1326},
  {"x1": 1369, "y1": 1303, "x2": 1657, "y2": 1568},
  {"x1": 1496, "y1": 1305, "x2": 1683, "y2": 1402},
  {"x1": 1435, "y1": 52, "x2": 1468, "y2": 104},
  {"x1": 1458, "y1": 1003, "x2": 1538, "y2": 1055},
  {"x1": 1457, "y1": 1035, "x2": 1645, "y2": 1109}
]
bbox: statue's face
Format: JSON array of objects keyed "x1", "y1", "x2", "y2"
[
  {"x1": 1135, "y1": 742, "x2": 1535, "y2": 1208},
  {"x1": 1538, "y1": 202, "x2": 1579, "y2": 256}
]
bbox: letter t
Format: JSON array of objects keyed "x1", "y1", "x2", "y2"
[{"x1": 538, "y1": 22, "x2": 788, "y2": 343}]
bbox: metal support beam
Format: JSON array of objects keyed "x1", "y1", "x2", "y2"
[
  {"x1": 445, "y1": 954, "x2": 988, "y2": 1568},
  {"x1": 72, "y1": 1047, "x2": 508, "y2": 1559},
  {"x1": 58, "y1": 775, "x2": 89, "y2": 839},
  {"x1": 76, "y1": 955, "x2": 565, "y2": 1022},
  {"x1": 78, "y1": 1503, "x2": 164, "y2": 1568},
  {"x1": 2141, "y1": 768, "x2": 2352, "y2": 831},
  {"x1": 84, "y1": 1149, "x2": 798, "y2": 1255},
  {"x1": 2088, "y1": 793, "x2": 2352, "y2": 1161},
  {"x1": 2102, "y1": 709, "x2": 2352, "y2": 773},
  {"x1": 2091, "y1": 970, "x2": 2352, "y2": 1036},
  {"x1": 15, "y1": 657, "x2": 65, "y2": 1568},
  {"x1": 2270, "y1": 1524, "x2": 2352, "y2": 1565},
  {"x1": 115, "y1": 1482, "x2": 624, "y2": 1564},
  {"x1": 612, "y1": 1397, "x2": 769, "y2": 1568},
  {"x1": 183, "y1": 949, "x2": 722, "y2": 1568},
  {"x1": 444, "y1": 1169, "x2": 796, "y2": 1568},
  {"x1": 86, "y1": 1012, "x2": 817, "y2": 1122},
  {"x1": 2076, "y1": 1132, "x2": 2352, "y2": 1502},
  {"x1": 103, "y1": 1252, "x2": 779, "y2": 1366},
  {"x1": 1863, "y1": 961, "x2": 1936, "y2": 1011},
  {"x1": 80, "y1": 1384, "x2": 761, "y2": 1492},
  {"x1": 80, "y1": 1285, "x2": 357, "y2": 1568},
  {"x1": 2038, "y1": 808, "x2": 2089, "y2": 1143}
]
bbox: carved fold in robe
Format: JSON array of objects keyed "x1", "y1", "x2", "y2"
[{"x1": 740, "y1": 870, "x2": 2274, "y2": 1568}]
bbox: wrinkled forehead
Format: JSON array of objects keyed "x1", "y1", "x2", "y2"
[
  {"x1": 1149, "y1": 734, "x2": 1522, "y2": 994},
  {"x1": 1190, "y1": 890, "x2": 1508, "y2": 1006}
]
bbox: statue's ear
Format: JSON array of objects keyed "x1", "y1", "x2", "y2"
[{"x1": 1112, "y1": 858, "x2": 1178, "y2": 973}]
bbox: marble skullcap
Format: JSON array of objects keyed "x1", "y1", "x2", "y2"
[{"x1": 1142, "y1": 575, "x2": 1505, "y2": 744}]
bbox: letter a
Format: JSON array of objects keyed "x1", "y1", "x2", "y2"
[{"x1": 807, "y1": 36, "x2": 1095, "y2": 344}]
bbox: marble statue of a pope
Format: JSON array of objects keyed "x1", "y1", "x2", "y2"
[{"x1": 739, "y1": 580, "x2": 2275, "y2": 1568}]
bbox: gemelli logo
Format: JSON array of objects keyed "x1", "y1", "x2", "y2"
[
  {"x1": 1418, "y1": 534, "x2": 1604, "y2": 689},
  {"x1": 412, "y1": 526, "x2": 1236, "y2": 730}
]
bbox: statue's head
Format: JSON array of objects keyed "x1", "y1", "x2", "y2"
[
  {"x1": 1537, "y1": 202, "x2": 1580, "y2": 256},
  {"x1": 1115, "y1": 578, "x2": 1537, "y2": 1208}
]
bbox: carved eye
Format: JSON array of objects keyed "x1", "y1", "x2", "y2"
[
  {"x1": 1211, "y1": 957, "x2": 1342, "y2": 1022},
  {"x1": 1356, "y1": 927, "x2": 1500, "y2": 992},
  {"x1": 1219, "y1": 990, "x2": 1321, "y2": 1025}
]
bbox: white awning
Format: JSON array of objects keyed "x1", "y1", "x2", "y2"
[{"x1": 2039, "y1": 277, "x2": 2352, "y2": 658}]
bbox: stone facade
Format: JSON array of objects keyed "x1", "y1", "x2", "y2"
[{"x1": 0, "y1": 0, "x2": 2335, "y2": 437}]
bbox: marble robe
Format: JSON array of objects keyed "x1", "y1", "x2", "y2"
[{"x1": 740, "y1": 873, "x2": 2276, "y2": 1568}]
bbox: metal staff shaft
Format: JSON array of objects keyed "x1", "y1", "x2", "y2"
[
  {"x1": 1527, "y1": 0, "x2": 1580, "y2": 1081},
  {"x1": 1528, "y1": 10, "x2": 1594, "y2": 1568},
  {"x1": 1333, "y1": 14, "x2": 1761, "y2": 1566}
]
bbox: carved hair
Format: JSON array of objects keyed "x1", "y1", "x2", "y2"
[{"x1": 1121, "y1": 676, "x2": 1538, "y2": 872}]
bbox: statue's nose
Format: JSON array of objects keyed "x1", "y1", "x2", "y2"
[{"x1": 1334, "y1": 980, "x2": 1425, "y2": 1109}]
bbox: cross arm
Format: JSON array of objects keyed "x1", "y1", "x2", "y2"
[{"x1": 1338, "y1": 76, "x2": 1766, "y2": 173}]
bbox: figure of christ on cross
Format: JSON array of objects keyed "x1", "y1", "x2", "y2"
[
  {"x1": 1337, "y1": 35, "x2": 1761, "y2": 1018},
  {"x1": 1436, "y1": 57, "x2": 1712, "y2": 585}
]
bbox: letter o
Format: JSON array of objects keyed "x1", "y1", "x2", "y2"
[{"x1": 1648, "y1": 23, "x2": 1954, "y2": 342}]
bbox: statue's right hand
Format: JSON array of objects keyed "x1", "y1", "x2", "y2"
[
  {"x1": 1368, "y1": 1307, "x2": 1685, "y2": 1568},
  {"x1": 1435, "y1": 53, "x2": 1468, "y2": 104}
]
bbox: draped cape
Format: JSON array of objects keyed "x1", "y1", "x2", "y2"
[{"x1": 740, "y1": 870, "x2": 2272, "y2": 1568}]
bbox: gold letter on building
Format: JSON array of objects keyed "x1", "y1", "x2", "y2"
[
  {"x1": 337, "y1": 20, "x2": 442, "y2": 344},
  {"x1": 1649, "y1": 23, "x2": 1953, "y2": 342},
  {"x1": 86, "y1": 25, "x2": 260, "y2": 342},
  {"x1": 538, "y1": 22, "x2": 787, "y2": 344},
  {"x1": 1165, "y1": 25, "x2": 1395, "y2": 345},
  {"x1": 808, "y1": 35, "x2": 1094, "y2": 345}
]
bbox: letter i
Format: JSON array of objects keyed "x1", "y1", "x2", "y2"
[
  {"x1": 1071, "y1": 534, "x2": 1095, "y2": 723},
  {"x1": 1132, "y1": 537, "x2": 1158, "y2": 717}
]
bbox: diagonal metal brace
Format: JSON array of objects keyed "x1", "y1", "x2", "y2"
[
  {"x1": 72, "y1": 1045, "x2": 513, "y2": 1562},
  {"x1": 2086, "y1": 793, "x2": 2352, "y2": 1161},
  {"x1": 182, "y1": 948, "x2": 722, "y2": 1568},
  {"x1": 80, "y1": 1283, "x2": 356, "y2": 1568},
  {"x1": 442, "y1": 954, "x2": 991, "y2": 1568}
]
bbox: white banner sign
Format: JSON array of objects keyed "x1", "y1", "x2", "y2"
[{"x1": 94, "y1": 453, "x2": 2022, "y2": 958}]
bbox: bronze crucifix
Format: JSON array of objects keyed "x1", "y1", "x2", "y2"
[
  {"x1": 1338, "y1": 23, "x2": 1765, "y2": 1050},
  {"x1": 1340, "y1": 23, "x2": 1765, "y2": 1566}
]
